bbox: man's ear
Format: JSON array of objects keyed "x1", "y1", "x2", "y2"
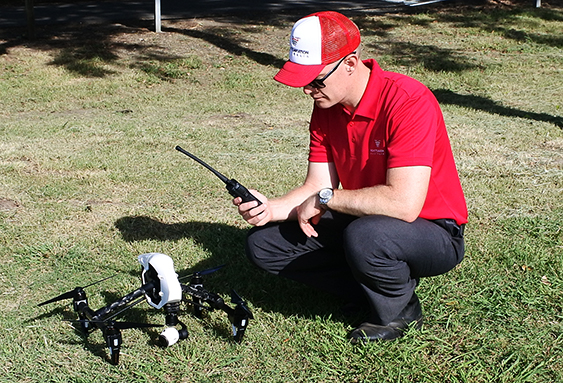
[{"x1": 344, "y1": 54, "x2": 359, "y2": 73}]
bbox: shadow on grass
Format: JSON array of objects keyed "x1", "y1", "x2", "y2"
[
  {"x1": 370, "y1": 40, "x2": 481, "y2": 72},
  {"x1": 2, "y1": 2, "x2": 561, "y2": 75},
  {"x1": 29, "y1": 308, "x2": 109, "y2": 363},
  {"x1": 164, "y1": 26, "x2": 286, "y2": 68},
  {"x1": 431, "y1": 5, "x2": 563, "y2": 49},
  {"x1": 433, "y1": 89, "x2": 563, "y2": 129},
  {"x1": 114, "y1": 215, "x2": 350, "y2": 322}
]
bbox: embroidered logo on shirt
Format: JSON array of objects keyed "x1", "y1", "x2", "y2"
[{"x1": 370, "y1": 139, "x2": 386, "y2": 156}]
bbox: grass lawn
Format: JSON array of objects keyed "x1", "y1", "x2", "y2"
[{"x1": 0, "y1": 1, "x2": 562, "y2": 381}]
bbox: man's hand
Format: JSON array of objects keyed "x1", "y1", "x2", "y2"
[
  {"x1": 233, "y1": 162, "x2": 338, "y2": 230},
  {"x1": 233, "y1": 190, "x2": 271, "y2": 226},
  {"x1": 296, "y1": 193, "x2": 326, "y2": 238}
]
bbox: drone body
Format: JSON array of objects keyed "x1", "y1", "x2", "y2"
[
  {"x1": 138, "y1": 253, "x2": 183, "y2": 310},
  {"x1": 38, "y1": 253, "x2": 253, "y2": 365}
]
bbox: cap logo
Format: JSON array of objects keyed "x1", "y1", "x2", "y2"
[
  {"x1": 288, "y1": 16, "x2": 322, "y2": 65},
  {"x1": 290, "y1": 46, "x2": 310, "y2": 58},
  {"x1": 290, "y1": 36, "x2": 309, "y2": 58}
]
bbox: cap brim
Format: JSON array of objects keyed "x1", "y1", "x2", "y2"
[{"x1": 274, "y1": 61, "x2": 324, "y2": 88}]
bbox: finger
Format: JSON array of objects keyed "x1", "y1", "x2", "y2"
[
  {"x1": 310, "y1": 212, "x2": 323, "y2": 225},
  {"x1": 238, "y1": 200, "x2": 260, "y2": 215},
  {"x1": 243, "y1": 200, "x2": 261, "y2": 210},
  {"x1": 298, "y1": 220, "x2": 318, "y2": 238},
  {"x1": 248, "y1": 189, "x2": 268, "y2": 204},
  {"x1": 245, "y1": 204, "x2": 270, "y2": 225},
  {"x1": 252, "y1": 210, "x2": 270, "y2": 227},
  {"x1": 248, "y1": 203, "x2": 267, "y2": 217}
]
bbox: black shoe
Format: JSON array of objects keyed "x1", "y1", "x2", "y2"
[{"x1": 348, "y1": 294, "x2": 423, "y2": 343}]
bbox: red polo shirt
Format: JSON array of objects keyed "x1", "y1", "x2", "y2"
[{"x1": 308, "y1": 59, "x2": 468, "y2": 225}]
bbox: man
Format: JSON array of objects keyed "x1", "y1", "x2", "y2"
[{"x1": 233, "y1": 11, "x2": 467, "y2": 342}]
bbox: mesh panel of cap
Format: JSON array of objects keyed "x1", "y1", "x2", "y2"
[{"x1": 317, "y1": 12, "x2": 360, "y2": 64}]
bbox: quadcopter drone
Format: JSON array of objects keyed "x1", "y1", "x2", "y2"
[{"x1": 37, "y1": 253, "x2": 253, "y2": 365}]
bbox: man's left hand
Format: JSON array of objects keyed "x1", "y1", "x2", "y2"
[{"x1": 296, "y1": 194, "x2": 325, "y2": 237}]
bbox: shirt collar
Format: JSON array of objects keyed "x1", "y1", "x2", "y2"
[{"x1": 348, "y1": 59, "x2": 383, "y2": 120}]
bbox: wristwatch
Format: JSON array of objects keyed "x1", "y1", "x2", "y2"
[{"x1": 318, "y1": 188, "x2": 334, "y2": 207}]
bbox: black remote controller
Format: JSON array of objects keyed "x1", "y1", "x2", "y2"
[{"x1": 175, "y1": 146, "x2": 262, "y2": 205}]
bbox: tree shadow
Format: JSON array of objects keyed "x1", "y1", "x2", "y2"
[
  {"x1": 1, "y1": 2, "x2": 561, "y2": 78},
  {"x1": 433, "y1": 88, "x2": 563, "y2": 128},
  {"x1": 163, "y1": 25, "x2": 286, "y2": 69},
  {"x1": 113, "y1": 215, "x2": 347, "y2": 322},
  {"x1": 432, "y1": 5, "x2": 563, "y2": 49},
  {"x1": 0, "y1": 22, "x2": 154, "y2": 76},
  {"x1": 369, "y1": 40, "x2": 480, "y2": 72}
]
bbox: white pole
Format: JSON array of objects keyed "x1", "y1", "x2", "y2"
[{"x1": 155, "y1": 0, "x2": 162, "y2": 33}]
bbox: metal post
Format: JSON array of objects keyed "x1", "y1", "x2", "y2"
[
  {"x1": 155, "y1": 0, "x2": 162, "y2": 33},
  {"x1": 25, "y1": 0, "x2": 36, "y2": 39}
]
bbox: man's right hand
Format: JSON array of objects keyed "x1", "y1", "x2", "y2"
[{"x1": 233, "y1": 190, "x2": 271, "y2": 226}]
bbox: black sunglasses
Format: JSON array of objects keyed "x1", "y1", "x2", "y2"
[{"x1": 307, "y1": 52, "x2": 356, "y2": 89}]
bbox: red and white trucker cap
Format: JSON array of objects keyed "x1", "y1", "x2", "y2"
[{"x1": 274, "y1": 11, "x2": 361, "y2": 88}]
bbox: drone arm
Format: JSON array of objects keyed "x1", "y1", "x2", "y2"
[
  {"x1": 181, "y1": 284, "x2": 229, "y2": 311},
  {"x1": 181, "y1": 284, "x2": 252, "y2": 342},
  {"x1": 70, "y1": 289, "x2": 101, "y2": 333},
  {"x1": 93, "y1": 281, "x2": 155, "y2": 320},
  {"x1": 84, "y1": 285, "x2": 154, "y2": 366}
]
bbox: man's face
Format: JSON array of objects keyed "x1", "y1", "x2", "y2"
[{"x1": 302, "y1": 55, "x2": 350, "y2": 109}]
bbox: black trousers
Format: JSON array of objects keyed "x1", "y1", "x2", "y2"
[{"x1": 245, "y1": 211, "x2": 465, "y2": 325}]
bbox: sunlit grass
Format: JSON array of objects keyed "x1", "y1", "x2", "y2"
[{"x1": 0, "y1": 2, "x2": 562, "y2": 382}]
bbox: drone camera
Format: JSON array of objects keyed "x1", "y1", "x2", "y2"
[{"x1": 159, "y1": 326, "x2": 189, "y2": 347}]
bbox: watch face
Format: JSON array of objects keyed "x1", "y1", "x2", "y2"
[
  {"x1": 319, "y1": 188, "x2": 333, "y2": 204},
  {"x1": 320, "y1": 189, "x2": 332, "y2": 198}
]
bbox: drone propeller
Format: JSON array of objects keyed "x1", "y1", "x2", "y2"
[
  {"x1": 179, "y1": 265, "x2": 225, "y2": 282},
  {"x1": 37, "y1": 275, "x2": 116, "y2": 307},
  {"x1": 37, "y1": 288, "x2": 82, "y2": 307}
]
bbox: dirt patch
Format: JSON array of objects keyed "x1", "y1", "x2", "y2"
[{"x1": 0, "y1": 198, "x2": 20, "y2": 211}]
